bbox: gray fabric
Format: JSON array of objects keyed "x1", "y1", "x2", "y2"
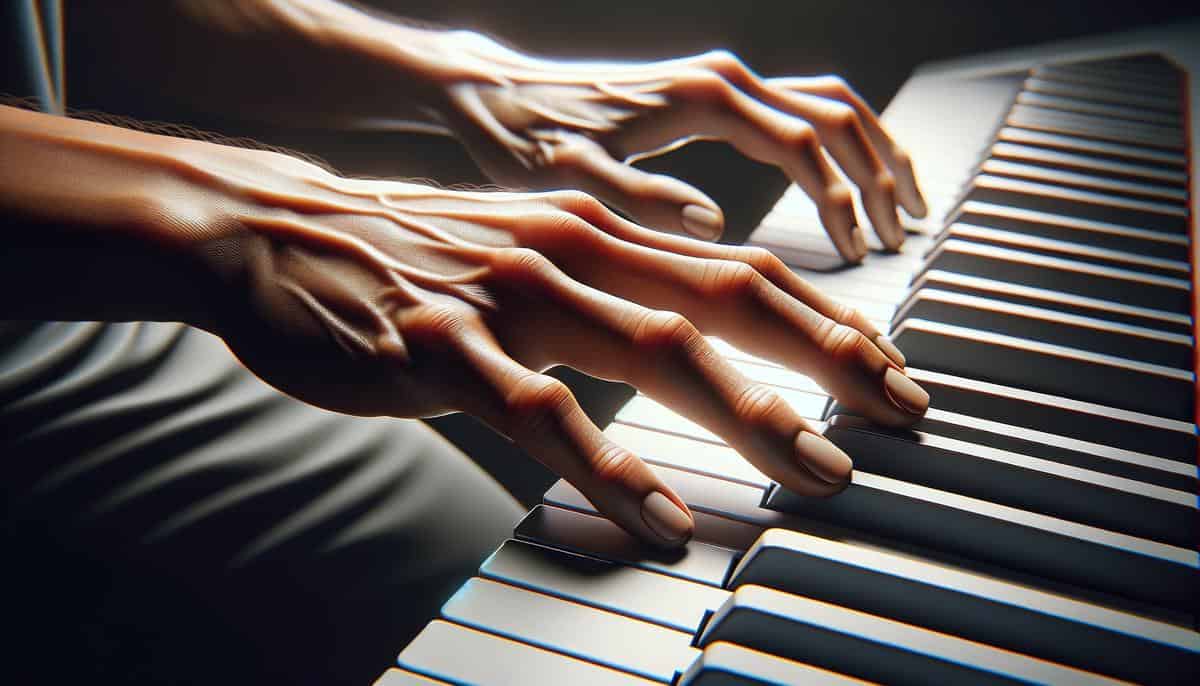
[{"x1": 1, "y1": 322, "x2": 523, "y2": 684}]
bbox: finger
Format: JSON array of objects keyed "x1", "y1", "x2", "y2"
[
  {"x1": 696, "y1": 53, "x2": 904, "y2": 247},
  {"x1": 552, "y1": 197, "x2": 908, "y2": 368},
  {"x1": 532, "y1": 131, "x2": 726, "y2": 240},
  {"x1": 481, "y1": 247, "x2": 852, "y2": 495},
  {"x1": 418, "y1": 305, "x2": 696, "y2": 547},
  {"x1": 766, "y1": 75, "x2": 928, "y2": 218},
  {"x1": 607, "y1": 70, "x2": 878, "y2": 258}
]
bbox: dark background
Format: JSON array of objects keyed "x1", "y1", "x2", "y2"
[{"x1": 6, "y1": 1, "x2": 1198, "y2": 505}]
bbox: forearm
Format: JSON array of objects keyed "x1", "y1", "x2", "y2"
[
  {"x1": 66, "y1": 0, "x2": 483, "y2": 130},
  {"x1": 0, "y1": 105, "x2": 226, "y2": 327}
]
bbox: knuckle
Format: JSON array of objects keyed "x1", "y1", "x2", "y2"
[
  {"x1": 824, "y1": 74, "x2": 854, "y2": 98},
  {"x1": 737, "y1": 246, "x2": 786, "y2": 277},
  {"x1": 815, "y1": 319, "x2": 871, "y2": 363},
  {"x1": 410, "y1": 304, "x2": 473, "y2": 343},
  {"x1": 701, "y1": 49, "x2": 747, "y2": 76},
  {"x1": 876, "y1": 170, "x2": 897, "y2": 195},
  {"x1": 551, "y1": 189, "x2": 605, "y2": 217},
  {"x1": 824, "y1": 183, "x2": 855, "y2": 213},
  {"x1": 677, "y1": 68, "x2": 731, "y2": 102},
  {"x1": 733, "y1": 383, "x2": 786, "y2": 425},
  {"x1": 505, "y1": 374, "x2": 574, "y2": 436},
  {"x1": 822, "y1": 102, "x2": 858, "y2": 131},
  {"x1": 587, "y1": 442, "x2": 642, "y2": 484},
  {"x1": 700, "y1": 259, "x2": 759, "y2": 299},
  {"x1": 782, "y1": 121, "x2": 818, "y2": 151},
  {"x1": 631, "y1": 310, "x2": 701, "y2": 355},
  {"x1": 495, "y1": 246, "x2": 554, "y2": 280}
]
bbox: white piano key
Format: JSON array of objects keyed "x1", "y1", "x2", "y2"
[
  {"x1": 730, "y1": 528, "x2": 1200, "y2": 684},
  {"x1": 397, "y1": 620, "x2": 657, "y2": 686},
  {"x1": 440, "y1": 578, "x2": 698, "y2": 682},
  {"x1": 480, "y1": 539, "x2": 729, "y2": 633},
  {"x1": 372, "y1": 668, "x2": 450, "y2": 685},
  {"x1": 678, "y1": 642, "x2": 869, "y2": 686},
  {"x1": 547, "y1": 463, "x2": 1200, "y2": 612},
  {"x1": 614, "y1": 390, "x2": 828, "y2": 444},
  {"x1": 698, "y1": 586, "x2": 1128, "y2": 685},
  {"x1": 604, "y1": 422, "x2": 771, "y2": 488}
]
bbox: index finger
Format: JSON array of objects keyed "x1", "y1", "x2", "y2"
[{"x1": 766, "y1": 75, "x2": 928, "y2": 219}]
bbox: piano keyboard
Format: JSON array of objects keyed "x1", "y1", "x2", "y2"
[{"x1": 378, "y1": 23, "x2": 1199, "y2": 686}]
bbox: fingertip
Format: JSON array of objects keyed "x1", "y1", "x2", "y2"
[
  {"x1": 884, "y1": 367, "x2": 929, "y2": 417},
  {"x1": 795, "y1": 430, "x2": 853, "y2": 484},
  {"x1": 681, "y1": 203, "x2": 724, "y2": 241},
  {"x1": 640, "y1": 490, "x2": 694, "y2": 545}
]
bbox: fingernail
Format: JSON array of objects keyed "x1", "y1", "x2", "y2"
[
  {"x1": 875, "y1": 334, "x2": 906, "y2": 367},
  {"x1": 795, "y1": 430, "x2": 853, "y2": 483},
  {"x1": 851, "y1": 227, "x2": 868, "y2": 259},
  {"x1": 681, "y1": 204, "x2": 722, "y2": 240},
  {"x1": 641, "y1": 491, "x2": 693, "y2": 544},
  {"x1": 884, "y1": 367, "x2": 929, "y2": 415}
]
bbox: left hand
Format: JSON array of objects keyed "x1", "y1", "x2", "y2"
[{"x1": 427, "y1": 33, "x2": 928, "y2": 260}]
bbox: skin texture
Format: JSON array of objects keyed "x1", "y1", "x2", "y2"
[
  {"x1": 73, "y1": 0, "x2": 927, "y2": 260},
  {"x1": 0, "y1": 105, "x2": 929, "y2": 545},
  {"x1": 5, "y1": 1, "x2": 934, "y2": 546}
]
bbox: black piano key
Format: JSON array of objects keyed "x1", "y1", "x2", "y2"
[
  {"x1": 997, "y1": 127, "x2": 1186, "y2": 168},
  {"x1": 964, "y1": 175, "x2": 1188, "y2": 234},
  {"x1": 397, "y1": 620, "x2": 657, "y2": 686},
  {"x1": 932, "y1": 222, "x2": 1189, "y2": 280},
  {"x1": 514, "y1": 505, "x2": 738, "y2": 587},
  {"x1": 1015, "y1": 91, "x2": 1183, "y2": 127},
  {"x1": 1031, "y1": 64, "x2": 1180, "y2": 98},
  {"x1": 696, "y1": 586, "x2": 1126, "y2": 685},
  {"x1": 918, "y1": 239, "x2": 1192, "y2": 313},
  {"x1": 903, "y1": 368, "x2": 1197, "y2": 463},
  {"x1": 1021, "y1": 77, "x2": 1183, "y2": 114},
  {"x1": 979, "y1": 158, "x2": 1188, "y2": 205},
  {"x1": 548, "y1": 464, "x2": 1200, "y2": 614},
  {"x1": 911, "y1": 407, "x2": 1198, "y2": 493},
  {"x1": 909, "y1": 270, "x2": 1192, "y2": 336},
  {"x1": 1008, "y1": 105, "x2": 1185, "y2": 150},
  {"x1": 440, "y1": 577, "x2": 697, "y2": 682},
  {"x1": 678, "y1": 642, "x2": 865, "y2": 686},
  {"x1": 892, "y1": 318, "x2": 1195, "y2": 421},
  {"x1": 825, "y1": 415, "x2": 1197, "y2": 547},
  {"x1": 988, "y1": 142, "x2": 1188, "y2": 187},
  {"x1": 954, "y1": 201, "x2": 1189, "y2": 261},
  {"x1": 893, "y1": 289, "x2": 1193, "y2": 369},
  {"x1": 727, "y1": 528, "x2": 1200, "y2": 685}
]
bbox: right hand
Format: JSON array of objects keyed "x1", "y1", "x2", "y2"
[{"x1": 168, "y1": 140, "x2": 929, "y2": 547}]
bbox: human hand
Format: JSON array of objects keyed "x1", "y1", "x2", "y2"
[
  {"x1": 151, "y1": 140, "x2": 931, "y2": 547},
  {"x1": 425, "y1": 34, "x2": 928, "y2": 260}
]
